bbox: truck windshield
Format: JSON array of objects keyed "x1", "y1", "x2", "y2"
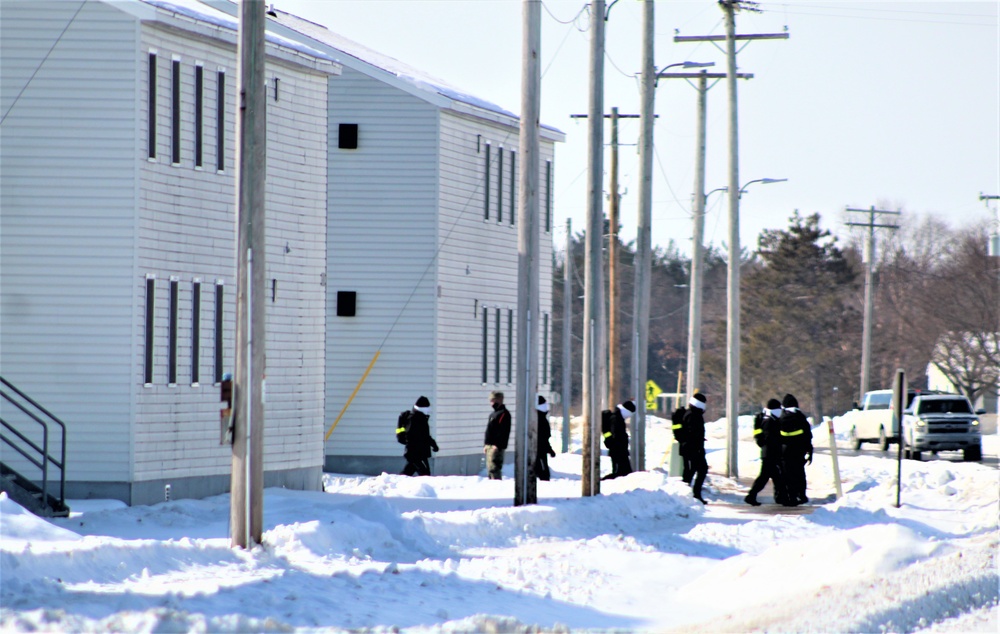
[
  {"x1": 917, "y1": 399, "x2": 972, "y2": 415},
  {"x1": 867, "y1": 393, "x2": 892, "y2": 409}
]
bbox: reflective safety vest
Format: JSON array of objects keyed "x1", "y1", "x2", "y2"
[{"x1": 780, "y1": 428, "x2": 804, "y2": 437}]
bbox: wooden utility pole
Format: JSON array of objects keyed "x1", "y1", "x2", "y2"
[
  {"x1": 562, "y1": 219, "x2": 573, "y2": 454},
  {"x1": 608, "y1": 107, "x2": 621, "y2": 407},
  {"x1": 675, "y1": 1, "x2": 787, "y2": 478},
  {"x1": 846, "y1": 206, "x2": 900, "y2": 402},
  {"x1": 634, "y1": 0, "x2": 654, "y2": 472},
  {"x1": 581, "y1": 0, "x2": 605, "y2": 497},
  {"x1": 514, "y1": 0, "x2": 541, "y2": 507},
  {"x1": 231, "y1": 0, "x2": 266, "y2": 549}
]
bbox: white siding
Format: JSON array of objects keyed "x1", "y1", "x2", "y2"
[
  {"x1": 0, "y1": 1, "x2": 139, "y2": 483},
  {"x1": 134, "y1": 23, "x2": 329, "y2": 482},
  {"x1": 434, "y1": 112, "x2": 556, "y2": 456},
  {"x1": 323, "y1": 66, "x2": 439, "y2": 458}
]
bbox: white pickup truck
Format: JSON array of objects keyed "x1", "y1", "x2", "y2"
[{"x1": 844, "y1": 389, "x2": 984, "y2": 461}]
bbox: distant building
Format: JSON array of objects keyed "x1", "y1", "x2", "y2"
[
  {"x1": 1, "y1": 0, "x2": 340, "y2": 505},
  {"x1": 263, "y1": 8, "x2": 564, "y2": 476}
]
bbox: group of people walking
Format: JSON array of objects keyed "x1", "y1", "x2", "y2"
[
  {"x1": 744, "y1": 393, "x2": 813, "y2": 507},
  {"x1": 394, "y1": 390, "x2": 813, "y2": 509}
]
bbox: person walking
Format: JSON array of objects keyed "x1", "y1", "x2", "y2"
[
  {"x1": 779, "y1": 393, "x2": 813, "y2": 506},
  {"x1": 483, "y1": 391, "x2": 511, "y2": 480},
  {"x1": 745, "y1": 398, "x2": 785, "y2": 506},
  {"x1": 671, "y1": 404, "x2": 693, "y2": 484},
  {"x1": 601, "y1": 400, "x2": 635, "y2": 480},
  {"x1": 398, "y1": 396, "x2": 438, "y2": 476},
  {"x1": 535, "y1": 395, "x2": 557, "y2": 481},
  {"x1": 684, "y1": 393, "x2": 709, "y2": 504}
]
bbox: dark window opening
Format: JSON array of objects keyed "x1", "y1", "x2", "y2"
[
  {"x1": 339, "y1": 123, "x2": 358, "y2": 149},
  {"x1": 506, "y1": 308, "x2": 513, "y2": 384},
  {"x1": 171, "y1": 59, "x2": 181, "y2": 164},
  {"x1": 510, "y1": 150, "x2": 516, "y2": 225},
  {"x1": 214, "y1": 282, "x2": 224, "y2": 383},
  {"x1": 191, "y1": 281, "x2": 201, "y2": 385},
  {"x1": 497, "y1": 148, "x2": 504, "y2": 224},
  {"x1": 494, "y1": 308, "x2": 501, "y2": 383},
  {"x1": 194, "y1": 65, "x2": 203, "y2": 167},
  {"x1": 147, "y1": 53, "x2": 157, "y2": 159},
  {"x1": 144, "y1": 276, "x2": 155, "y2": 385},
  {"x1": 168, "y1": 279, "x2": 178, "y2": 384},
  {"x1": 216, "y1": 70, "x2": 225, "y2": 171},
  {"x1": 542, "y1": 313, "x2": 550, "y2": 384},
  {"x1": 484, "y1": 144, "x2": 491, "y2": 220},
  {"x1": 545, "y1": 160, "x2": 553, "y2": 233},
  {"x1": 274, "y1": 76, "x2": 280, "y2": 102},
  {"x1": 481, "y1": 306, "x2": 488, "y2": 384}
]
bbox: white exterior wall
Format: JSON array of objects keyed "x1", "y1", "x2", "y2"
[
  {"x1": 1, "y1": 1, "x2": 140, "y2": 484},
  {"x1": 435, "y1": 112, "x2": 556, "y2": 459},
  {"x1": 135, "y1": 22, "x2": 329, "y2": 485},
  {"x1": 322, "y1": 65, "x2": 439, "y2": 465}
]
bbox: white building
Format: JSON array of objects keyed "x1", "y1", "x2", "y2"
[
  {"x1": 262, "y1": 7, "x2": 565, "y2": 476},
  {"x1": 1, "y1": 0, "x2": 340, "y2": 506}
]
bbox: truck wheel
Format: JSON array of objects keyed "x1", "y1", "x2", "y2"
[
  {"x1": 964, "y1": 445, "x2": 982, "y2": 462},
  {"x1": 849, "y1": 426, "x2": 861, "y2": 451},
  {"x1": 878, "y1": 427, "x2": 889, "y2": 452}
]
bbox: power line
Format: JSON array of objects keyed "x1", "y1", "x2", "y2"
[{"x1": 1, "y1": 1, "x2": 87, "y2": 125}]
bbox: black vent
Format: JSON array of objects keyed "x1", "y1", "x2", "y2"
[{"x1": 339, "y1": 124, "x2": 358, "y2": 149}]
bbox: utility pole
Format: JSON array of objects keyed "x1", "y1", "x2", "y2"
[
  {"x1": 514, "y1": 0, "x2": 541, "y2": 507},
  {"x1": 562, "y1": 219, "x2": 573, "y2": 454},
  {"x1": 847, "y1": 206, "x2": 900, "y2": 402},
  {"x1": 634, "y1": 0, "x2": 654, "y2": 472},
  {"x1": 608, "y1": 107, "x2": 621, "y2": 408},
  {"x1": 581, "y1": 0, "x2": 605, "y2": 497},
  {"x1": 675, "y1": 1, "x2": 787, "y2": 478},
  {"x1": 231, "y1": 0, "x2": 266, "y2": 549}
]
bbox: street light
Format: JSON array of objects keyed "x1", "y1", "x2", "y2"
[
  {"x1": 738, "y1": 177, "x2": 788, "y2": 198},
  {"x1": 655, "y1": 61, "x2": 715, "y2": 85}
]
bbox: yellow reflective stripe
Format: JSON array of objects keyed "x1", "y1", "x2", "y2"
[
  {"x1": 780, "y1": 429, "x2": 804, "y2": 437},
  {"x1": 671, "y1": 424, "x2": 682, "y2": 430},
  {"x1": 395, "y1": 427, "x2": 406, "y2": 434},
  {"x1": 603, "y1": 432, "x2": 612, "y2": 439},
  {"x1": 753, "y1": 428, "x2": 762, "y2": 436}
]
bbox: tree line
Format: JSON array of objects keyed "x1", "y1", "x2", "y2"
[{"x1": 551, "y1": 211, "x2": 998, "y2": 421}]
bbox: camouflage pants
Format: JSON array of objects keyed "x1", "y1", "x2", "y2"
[{"x1": 485, "y1": 445, "x2": 505, "y2": 480}]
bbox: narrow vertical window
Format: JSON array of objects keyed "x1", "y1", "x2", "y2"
[
  {"x1": 214, "y1": 281, "x2": 224, "y2": 383},
  {"x1": 216, "y1": 70, "x2": 226, "y2": 172},
  {"x1": 147, "y1": 53, "x2": 157, "y2": 159},
  {"x1": 191, "y1": 280, "x2": 201, "y2": 385},
  {"x1": 481, "y1": 305, "x2": 488, "y2": 384},
  {"x1": 509, "y1": 149, "x2": 516, "y2": 225},
  {"x1": 543, "y1": 313, "x2": 550, "y2": 384},
  {"x1": 274, "y1": 76, "x2": 280, "y2": 101},
  {"x1": 494, "y1": 308, "x2": 501, "y2": 383},
  {"x1": 545, "y1": 160, "x2": 553, "y2": 233},
  {"x1": 497, "y1": 148, "x2": 504, "y2": 223},
  {"x1": 194, "y1": 64, "x2": 203, "y2": 167},
  {"x1": 144, "y1": 276, "x2": 155, "y2": 385},
  {"x1": 171, "y1": 58, "x2": 181, "y2": 164},
  {"x1": 168, "y1": 278, "x2": 179, "y2": 385},
  {"x1": 506, "y1": 308, "x2": 513, "y2": 384},
  {"x1": 483, "y1": 143, "x2": 491, "y2": 220}
]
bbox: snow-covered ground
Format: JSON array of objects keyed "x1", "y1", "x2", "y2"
[{"x1": 2, "y1": 413, "x2": 997, "y2": 632}]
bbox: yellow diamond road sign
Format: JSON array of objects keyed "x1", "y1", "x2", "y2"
[{"x1": 645, "y1": 380, "x2": 661, "y2": 411}]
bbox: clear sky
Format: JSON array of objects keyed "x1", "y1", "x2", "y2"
[{"x1": 274, "y1": 0, "x2": 999, "y2": 253}]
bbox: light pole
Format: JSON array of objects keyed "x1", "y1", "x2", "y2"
[
  {"x1": 655, "y1": 61, "x2": 715, "y2": 84},
  {"x1": 738, "y1": 178, "x2": 787, "y2": 197}
]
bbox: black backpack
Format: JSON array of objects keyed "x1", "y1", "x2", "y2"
[
  {"x1": 753, "y1": 412, "x2": 766, "y2": 448},
  {"x1": 395, "y1": 410, "x2": 410, "y2": 445},
  {"x1": 601, "y1": 410, "x2": 614, "y2": 448},
  {"x1": 670, "y1": 407, "x2": 686, "y2": 442}
]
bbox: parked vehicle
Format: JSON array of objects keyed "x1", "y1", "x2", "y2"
[
  {"x1": 845, "y1": 389, "x2": 921, "y2": 451},
  {"x1": 902, "y1": 393, "x2": 984, "y2": 462}
]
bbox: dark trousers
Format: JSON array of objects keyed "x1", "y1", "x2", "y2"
[
  {"x1": 535, "y1": 454, "x2": 551, "y2": 481},
  {"x1": 784, "y1": 453, "x2": 807, "y2": 502},
  {"x1": 402, "y1": 455, "x2": 430, "y2": 476},
  {"x1": 679, "y1": 443, "x2": 694, "y2": 484},
  {"x1": 603, "y1": 446, "x2": 633, "y2": 480},
  {"x1": 690, "y1": 449, "x2": 708, "y2": 499},
  {"x1": 747, "y1": 455, "x2": 783, "y2": 502}
]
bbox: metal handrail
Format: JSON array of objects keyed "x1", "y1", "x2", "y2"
[{"x1": 0, "y1": 377, "x2": 67, "y2": 509}]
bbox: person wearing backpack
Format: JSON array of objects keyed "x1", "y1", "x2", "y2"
[
  {"x1": 535, "y1": 395, "x2": 557, "y2": 481},
  {"x1": 779, "y1": 393, "x2": 813, "y2": 506},
  {"x1": 745, "y1": 398, "x2": 785, "y2": 506},
  {"x1": 670, "y1": 405, "x2": 693, "y2": 484},
  {"x1": 684, "y1": 392, "x2": 709, "y2": 503},
  {"x1": 398, "y1": 396, "x2": 438, "y2": 476},
  {"x1": 601, "y1": 400, "x2": 635, "y2": 480}
]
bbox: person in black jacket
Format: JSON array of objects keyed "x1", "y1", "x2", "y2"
[
  {"x1": 484, "y1": 391, "x2": 511, "y2": 480},
  {"x1": 684, "y1": 393, "x2": 709, "y2": 503},
  {"x1": 779, "y1": 393, "x2": 813, "y2": 506},
  {"x1": 601, "y1": 400, "x2": 635, "y2": 480},
  {"x1": 671, "y1": 406, "x2": 693, "y2": 484},
  {"x1": 399, "y1": 396, "x2": 438, "y2": 476},
  {"x1": 745, "y1": 398, "x2": 785, "y2": 506},
  {"x1": 535, "y1": 395, "x2": 557, "y2": 481}
]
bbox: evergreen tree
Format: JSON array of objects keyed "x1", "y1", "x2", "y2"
[{"x1": 741, "y1": 212, "x2": 861, "y2": 420}]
